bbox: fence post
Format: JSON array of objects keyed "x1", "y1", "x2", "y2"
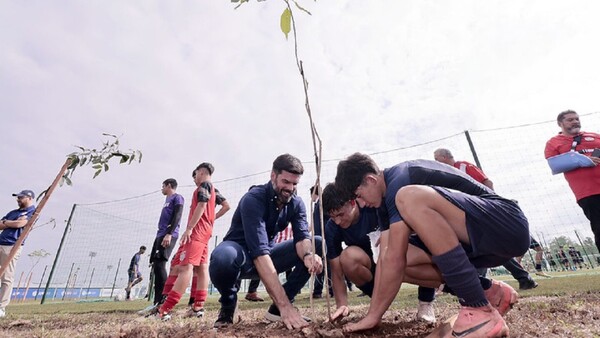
[
  {"x1": 464, "y1": 130, "x2": 483, "y2": 169},
  {"x1": 35, "y1": 265, "x2": 48, "y2": 301},
  {"x1": 110, "y1": 258, "x2": 121, "y2": 298},
  {"x1": 41, "y1": 204, "x2": 77, "y2": 304},
  {"x1": 62, "y1": 262, "x2": 75, "y2": 301},
  {"x1": 574, "y1": 230, "x2": 595, "y2": 268},
  {"x1": 86, "y1": 268, "x2": 95, "y2": 299}
]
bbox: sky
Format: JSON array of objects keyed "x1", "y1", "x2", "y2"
[{"x1": 2, "y1": 1, "x2": 600, "y2": 281}]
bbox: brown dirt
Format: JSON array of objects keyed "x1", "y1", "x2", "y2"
[{"x1": 1, "y1": 292, "x2": 599, "y2": 337}]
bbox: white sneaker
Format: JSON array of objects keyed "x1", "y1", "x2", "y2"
[
  {"x1": 0, "y1": 308, "x2": 6, "y2": 318},
  {"x1": 417, "y1": 301, "x2": 436, "y2": 324}
]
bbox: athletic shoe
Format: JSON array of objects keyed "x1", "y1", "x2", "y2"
[
  {"x1": 137, "y1": 304, "x2": 159, "y2": 316},
  {"x1": 519, "y1": 279, "x2": 538, "y2": 290},
  {"x1": 151, "y1": 311, "x2": 171, "y2": 321},
  {"x1": 0, "y1": 308, "x2": 6, "y2": 318},
  {"x1": 214, "y1": 305, "x2": 237, "y2": 328},
  {"x1": 484, "y1": 280, "x2": 518, "y2": 316},
  {"x1": 451, "y1": 305, "x2": 509, "y2": 338},
  {"x1": 416, "y1": 300, "x2": 436, "y2": 324},
  {"x1": 535, "y1": 271, "x2": 552, "y2": 278},
  {"x1": 184, "y1": 307, "x2": 205, "y2": 318},
  {"x1": 264, "y1": 304, "x2": 312, "y2": 323},
  {"x1": 245, "y1": 292, "x2": 264, "y2": 302}
]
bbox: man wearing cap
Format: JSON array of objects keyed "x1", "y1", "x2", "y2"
[{"x1": 0, "y1": 190, "x2": 36, "y2": 318}]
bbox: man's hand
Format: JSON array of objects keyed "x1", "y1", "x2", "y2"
[
  {"x1": 343, "y1": 315, "x2": 381, "y2": 333},
  {"x1": 180, "y1": 229, "x2": 192, "y2": 245},
  {"x1": 303, "y1": 254, "x2": 323, "y2": 275},
  {"x1": 280, "y1": 304, "x2": 311, "y2": 330},
  {"x1": 161, "y1": 234, "x2": 172, "y2": 248},
  {"x1": 591, "y1": 156, "x2": 600, "y2": 165},
  {"x1": 329, "y1": 305, "x2": 350, "y2": 322}
]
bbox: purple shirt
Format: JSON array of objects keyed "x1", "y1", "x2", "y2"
[{"x1": 156, "y1": 193, "x2": 184, "y2": 238}]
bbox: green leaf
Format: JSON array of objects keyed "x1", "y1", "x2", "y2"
[
  {"x1": 93, "y1": 169, "x2": 102, "y2": 179},
  {"x1": 128, "y1": 153, "x2": 135, "y2": 164},
  {"x1": 80, "y1": 157, "x2": 87, "y2": 166},
  {"x1": 104, "y1": 163, "x2": 109, "y2": 172},
  {"x1": 64, "y1": 176, "x2": 72, "y2": 186},
  {"x1": 280, "y1": 8, "x2": 291, "y2": 39},
  {"x1": 92, "y1": 164, "x2": 102, "y2": 170},
  {"x1": 59, "y1": 177, "x2": 65, "y2": 187},
  {"x1": 138, "y1": 151, "x2": 143, "y2": 163},
  {"x1": 119, "y1": 155, "x2": 129, "y2": 164}
]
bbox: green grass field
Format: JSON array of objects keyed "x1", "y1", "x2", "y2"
[{"x1": 7, "y1": 269, "x2": 600, "y2": 316}]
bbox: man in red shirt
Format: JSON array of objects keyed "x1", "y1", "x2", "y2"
[
  {"x1": 545, "y1": 110, "x2": 600, "y2": 252},
  {"x1": 155, "y1": 162, "x2": 230, "y2": 320},
  {"x1": 434, "y1": 148, "x2": 494, "y2": 190}
]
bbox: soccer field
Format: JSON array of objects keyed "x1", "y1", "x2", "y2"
[{"x1": 2, "y1": 270, "x2": 600, "y2": 337}]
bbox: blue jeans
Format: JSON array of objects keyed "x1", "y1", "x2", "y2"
[{"x1": 209, "y1": 237, "x2": 323, "y2": 309}]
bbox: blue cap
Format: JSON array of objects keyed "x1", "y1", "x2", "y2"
[{"x1": 12, "y1": 190, "x2": 35, "y2": 199}]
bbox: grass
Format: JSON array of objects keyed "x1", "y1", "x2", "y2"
[{"x1": 7, "y1": 268, "x2": 600, "y2": 316}]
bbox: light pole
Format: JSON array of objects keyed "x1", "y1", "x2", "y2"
[{"x1": 83, "y1": 251, "x2": 97, "y2": 285}]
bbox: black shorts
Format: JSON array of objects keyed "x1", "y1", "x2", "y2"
[
  {"x1": 529, "y1": 237, "x2": 541, "y2": 250},
  {"x1": 149, "y1": 235, "x2": 177, "y2": 263},
  {"x1": 408, "y1": 187, "x2": 530, "y2": 268}
]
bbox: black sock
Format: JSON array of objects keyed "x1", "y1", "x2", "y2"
[{"x1": 432, "y1": 245, "x2": 487, "y2": 307}]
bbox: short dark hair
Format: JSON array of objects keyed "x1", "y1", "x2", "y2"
[
  {"x1": 163, "y1": 178, "x2": 178, "y2": 189},
  {"x1": 557, "y1": 110, "x2": 577, "y2": 122},
  {"x1": 335, "y1": 153, "x2": 379, "y2": 197},
  {"x1": 140, "y1": 246, "x2": 147, "y2": 251},
  {"x1": 272, "y1": 154, "x2": 304, "y2": 175},
  {"x1": 194, "y1": 162, "x2": 214, "y2": 176},
  {"x1": 310, "y1": 185, "x2": 317, "y2": 195},
  {"x1": 322, "y1": 183, "x2": 351, "y2": 213}
]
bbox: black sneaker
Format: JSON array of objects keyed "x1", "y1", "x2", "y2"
[
  {"x1": 519, "y1": 279, "x2": 539, "y2": 290},
  {"x1": 214, "y1": 306, "x2": 236, "y2": 328},
  {"x1": 265, "y1": 304, "x2": 311, "y2": 322}
]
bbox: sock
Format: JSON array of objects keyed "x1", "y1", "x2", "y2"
[
  {"x1": 191, "y1": 276, "x2": 197, "y2": 293},
  {"x1": 193, "y1": 289, "x2": 208, "y2": 309},
  {"x1": 479, "y1": 276, "x2": 492, "y2": 290},
  {"x1": 431, "y1": 245, "x2": 487, "y2": 308},
  {"x1": 535, "y1": 263, "x2": 542, "y2": 271},
  {"x1": 418, "y1": 286, "x2": 435, "y2": 302},
  {"x1": 162, "y1": 275, "x2": 177, "y2": 296},
  {"x1": 159, "y1": 290, "x2": 182, "y2": 314}
]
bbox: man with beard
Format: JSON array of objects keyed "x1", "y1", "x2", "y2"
[
  {"x1": 545, "y1": 110, "x2": 600, "y2": 252},
  {"x1": 209, "y1": 154, "x2": 324, "y2": 330},
  {"x1": 0, "y1": 190, "x2": 36, "y2": 318}
]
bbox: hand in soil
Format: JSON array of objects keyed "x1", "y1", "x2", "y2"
[
  {"x1": 343, "y1": 315, "x2": 380, "y2": 333},
  {"x1": 281, "y1": 306, "x2": 310, "y2": 330},
  {"x1": 329, "y1": 305, "x2": 350, "y2": 322}
]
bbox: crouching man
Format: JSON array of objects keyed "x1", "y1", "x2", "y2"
[{"x1": 209, "y1": 154, "x2": 323, "y2": 330}]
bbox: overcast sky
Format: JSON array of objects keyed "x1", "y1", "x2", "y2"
[{"x1": 2, "y1": 1, "x2": 600, "y2": 281}]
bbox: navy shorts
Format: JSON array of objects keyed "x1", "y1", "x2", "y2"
[
  {"x1": 409, "y1": 187, "x2": 530, "y2": 268},
  {"x1": 529, "y1": 237, "x2": 541, "y2": 250}
]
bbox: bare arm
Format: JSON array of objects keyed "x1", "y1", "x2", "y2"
[
  {"x1": 0, "y1": 217, "x2": 28, "y2": 230},
  {"x1": 254, "y1": 254, "x2": 309, "y2": 330},
  {"x1": 329, "y1": 257, "x2": 350, "y2": 321},
  {"x1": 181, "y1": 201, "x2": 207, "y2": 245},
  {"x1": 215, "y1": 200, "x2": 230, "y2": 220},
  {"x1": 344, "y1": 222, "x2": 410, "y2": 333},
  {"x1": 295, "y1": 238, "x2": 323, "y2": 275}
]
